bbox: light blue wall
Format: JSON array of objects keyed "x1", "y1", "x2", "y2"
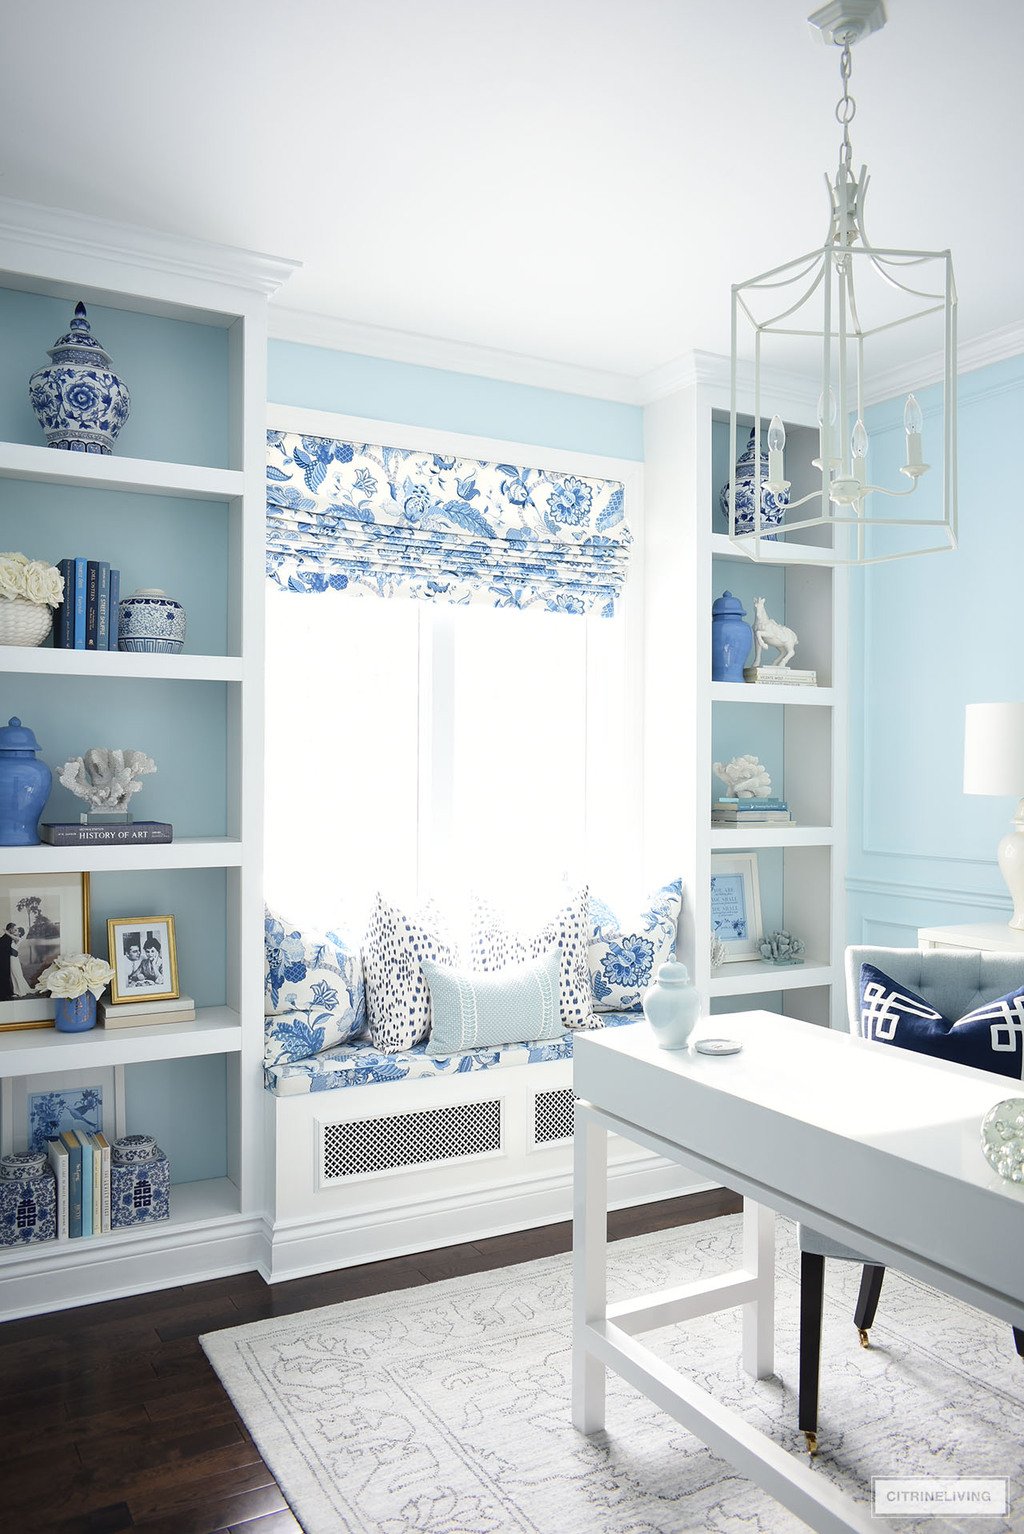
[
  {"x1": 269, "y1": 341, "x2": 644, "y2": 459},
  {"x1": 0, "y1": 287, "x2": 231, "y2": 1184},
  {"x1": 847, "y1": 355, "x2": 1024, "y2": 946}
]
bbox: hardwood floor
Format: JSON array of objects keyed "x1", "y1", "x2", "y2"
[{"x1": 0, "y1": 1188, "x2": 740, "y2": 1533}]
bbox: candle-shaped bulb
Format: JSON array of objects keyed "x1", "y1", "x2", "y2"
[
  {"x1": 767, "y1": 415, "x2": 786, "y2": 453},
  {"x1": 904, "y1": 394, "x2": 923, "y2": 435},
  {"x1": 851, "y1": 418, "x2": 868, "y2": 458},
  {"x1": 817, "y1": 388, "x2": 838, "y2": 427},
  {"x1": 766, "y1": 414, "x2": 786, "y2": 490}
]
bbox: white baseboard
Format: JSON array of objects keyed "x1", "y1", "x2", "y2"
[{"x1": 260, "y1": 1156, "x2": 713, "y2": 1283}]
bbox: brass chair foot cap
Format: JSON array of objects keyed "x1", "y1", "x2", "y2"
[
  {"x1": 804, "y1": 1431, "x2": 819, "y2": 1457},
  {"x1": 858, "y1": 1328, "x2": 870, "y2": 1348}
]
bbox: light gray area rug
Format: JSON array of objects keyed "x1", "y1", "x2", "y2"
[{"x1": 202, "y1": 1217, "x2": 1023, "y2": 1533}]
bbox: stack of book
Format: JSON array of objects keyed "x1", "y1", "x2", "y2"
[
  {"x1": 99, "y1": 994, "x2": 195, "y2": 1029},
  {"x1": 712, "y1": 797, "x2": 793, "y2": 827},
  {"x1": 46, "y1": 1130, "x2": 111, "y2": 1239},
  {"x1": 743, "y1": 666, "x2": 817, "y2": 687},
  {"x1": 54, "y1": 557, "x2": 121, "y2": 649},
  {"x1": 40, "y1": 819, "x2": 173, "y2": 846}
]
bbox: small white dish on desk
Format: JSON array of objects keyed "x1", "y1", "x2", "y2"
[{"x1": 694, "y1": 1037, "x2": 743, "y2": 1056}]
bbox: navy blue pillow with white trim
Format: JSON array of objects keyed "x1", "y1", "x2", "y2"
[{"x1": 859, "y1": 962, "x2": 1024, "y2": 1081}]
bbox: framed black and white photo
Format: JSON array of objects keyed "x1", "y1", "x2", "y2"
[
  {"x1": 710, "y1": 853, "x2": 763, "y2": 962},
  {"x1": 107, "y1": 915, "x2": 179, "y2": 1004},
  {"x1": 0, "y1": 872, "x2": 91, "y2": 1029}
]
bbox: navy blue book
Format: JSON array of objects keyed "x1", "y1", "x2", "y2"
[
  {"x1": 85, "y1": 561, "x2": 100, "y2": 649},
  {"x1": 95, "y1": 562, "x2": 111, "y2": 650},
  {"x1": 107, "y1": 567, "x2": 120, "y2": 650},
  {"x1": 72, "y1": 557, "x2": 88, "y2": 650},
  {"x1": 57, "y1": 558, "x2": 75, "y2": 648}
]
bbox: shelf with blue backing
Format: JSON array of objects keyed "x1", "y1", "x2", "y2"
[
  {"x1": 0, "y1": 647, "x2": 244, "y2": 681},
  {"x1": 0, "y1": 1007, "x2": 241, "y2": 1077},
  {"x1": 710, "y1": 681, "x2": 834, "y2": 707},
  {"x1": 0, "y1": 837, "x2": 244, "y2": 874},
  {"x1": 0, "y1": 440, "x2": 242, "y2": 502}
]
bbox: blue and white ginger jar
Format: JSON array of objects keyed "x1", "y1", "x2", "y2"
[
  {"x1": 29, "y1": 301, "x2": 131, "y2": 454},
  {"x1": 117, "y1": 589, "x2": 186, "y2": 654},
  {"x1": 718, "y1": 427, "x2": 788, "y2": 540}
]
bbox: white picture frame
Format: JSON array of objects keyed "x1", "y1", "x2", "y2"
[
  {"x1": 0, "y1": 1066, "x2": 126, "y2": 1156},
  {"x1": 710, "y1": 852, "x2": 763, "y2": 962}
]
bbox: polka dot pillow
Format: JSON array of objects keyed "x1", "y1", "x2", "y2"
[
  {"x1": 470, "y1": 887, "x2": 594, "y2": 1030},
  {"x1": 362, "y1": 893, "x2": 458, "y2": 1052},
  {"x1": 589, "y1": 878, "x2": 683, "y2": 1012}
]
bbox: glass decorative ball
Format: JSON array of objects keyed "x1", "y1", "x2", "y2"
[{"x1": 980, "y1": 1098, "x2": 1024, "y2": 1183}]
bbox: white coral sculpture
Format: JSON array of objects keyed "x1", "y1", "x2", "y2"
[
  {"x1": 712, "y1": 754, "x2": 773, "y2": 799},
  {"x1": 59, "y1": 748, "x2": 157, "y2": 814}
]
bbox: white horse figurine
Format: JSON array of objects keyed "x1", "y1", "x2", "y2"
[{"x1": 752, "y1": 596, "x2": 797, "y2": 668}]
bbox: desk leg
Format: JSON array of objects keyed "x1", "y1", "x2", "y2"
[
  {"x1": 572, "y1": 1105, "x2": 608, "y2": 1433},
  {"x1": 742, "y1": 1198, "x2": 775, "y2": 1380}
]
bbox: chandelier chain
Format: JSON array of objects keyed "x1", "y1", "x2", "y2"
[{"x1": 835, "y1": 40, "x2": 856, "y2": 173}]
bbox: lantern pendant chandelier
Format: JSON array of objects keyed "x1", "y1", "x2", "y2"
[{"x1": 728, "y1": 0, "x2": 957, "y2": 565}]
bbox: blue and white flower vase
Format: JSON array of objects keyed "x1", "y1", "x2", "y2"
[
  {"x1": 643, "y1": 961, "x2": 700, "y2": 1050},
  {"x1": 28, "y1": 301, "x2": 131, "y2": 454},
  {"x1": 718, "y1": 427, "x2": 788, "y2": 540},
  {"x1": 54, "y1": 993, "x2": 98, "y2": 1033},
  {"x1": 117, "y1": 589, "x2": 186, "y2": 654},
  {"x1": 0, "y1": 1152, "x2": 56, "y2": 1246},
  {"x1": 111, "y1": 1136, "x2": 170, "y2": 1228},
  {"x1": 0, "y1": 716, "x2": 52, "y2": 846},
  {"x1": 711, "y1": 591, "x2": 753, "y2": 682}
]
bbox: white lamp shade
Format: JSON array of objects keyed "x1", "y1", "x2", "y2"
[{"x1": 964, "y1": 703, "x2": 1024, "y2": 796}]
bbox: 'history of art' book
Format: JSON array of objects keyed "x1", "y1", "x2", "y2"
[{"x1": 39, "y1": 822, "x2": 173, "y2": 846}]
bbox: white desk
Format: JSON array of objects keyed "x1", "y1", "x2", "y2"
[
  {"x1": 918, "y1": 921, "x2": 1024, "y2": 954},
  {"x1": 572, "y1": 1012, "x2": 1024, "y2": 1534}
]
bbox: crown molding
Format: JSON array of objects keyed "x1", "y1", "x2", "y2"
[
  {"x1": 267, "y1": 304, "x2": 641, "y2": 404},
  {"x1": 0, "y1": 196, "x2": 299, "y2": 299},
  {"x1": 636, "y1": 349, "x2": 821, "y2": 414},
  {"x1": 863, "y1": 320, "x2": 1024, "y2": 406}
]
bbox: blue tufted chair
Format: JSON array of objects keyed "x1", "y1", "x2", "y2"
[{"x1": 798, "y1": 945, "x2": 1024, "y2": 1455}]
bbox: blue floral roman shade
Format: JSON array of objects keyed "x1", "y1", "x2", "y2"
[{"x1": 266, "y1": 431, "x2": 632, "y2": 615}]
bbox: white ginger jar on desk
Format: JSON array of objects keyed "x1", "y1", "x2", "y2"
[{"x1": 643, "y1": 961, "x2": 700, "y2": 1050}]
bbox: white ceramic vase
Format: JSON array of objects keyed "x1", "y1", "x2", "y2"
[
  {"x1": 643, "y1": 960, "x2": 700, "y2": 1050},
  {"x1": 0, "y1": 597, "x2": 53, "y2": 647}
]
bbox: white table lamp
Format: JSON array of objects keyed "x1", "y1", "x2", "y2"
[{"x1": 964, "y1": 702, "x2": 1024, "y2": 930}]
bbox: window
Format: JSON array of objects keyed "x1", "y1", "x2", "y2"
[{"x1": 264, "y1": 589, "x2": 639, "y2": 921}]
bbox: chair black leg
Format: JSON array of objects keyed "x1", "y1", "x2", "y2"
[
  {"x1": 854, "y1": 1264, "x2": 886, "y2": 1346},
  {"x1": 799, "y1": 1250, "x2": 825, "y2": 1455},
  {"x1": 1013, "y1": 1327, "x2": 1024, "y2": 1361}
]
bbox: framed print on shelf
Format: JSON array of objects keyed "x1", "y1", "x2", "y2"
[
  {"x1": 0, "y1": 872, "x2": 91, "y2": 1030},
  {"x1": 0, "y1": 1066, "x2": 126, "y2": 1156},
  {"x1": 106, "y1": 915, "x2": 179, "y2": 1004},
  {"x1": 710, "y1": 853, "x2": 763, "y2": 962}
]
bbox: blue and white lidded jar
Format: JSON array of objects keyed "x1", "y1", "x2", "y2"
[
  {"x1": 111, "y1": 1135, "x2": 170, "y2": 1228},
  {"x1": 718, "y1": 427, "x2": 788, "y2": 540},
  {"x1": 117, "y1": 589, "x2": 187, "y2": 654},
  {"x1": 0, "y1": 1151, "x2": 57, "y2": 1246},
  {"x1": 0, "y1": 716, "x2": 52, "y2": 847},
  {"x1": 28, "y1": 301, "x2": 131, "y2": 454}
]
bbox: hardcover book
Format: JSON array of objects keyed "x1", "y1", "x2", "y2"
[
  {"x1": 72, "y1": 557, "x2": 88, "y2": 650},
  {"x1": 98, "y1": 1005, "x2": 196, "y2": 1029},
  {"x1": 46, "y1": 1137, "x2": 69, "y2": 1240},
  {"x1": 62, "y1": 1130, "x2": 83, "y2": 1237},
  {"x1": 95, "y1": 562, "x2": 111, "y2": 650},
  {"x1": 56, "y1": 558, "x2": 75, "y2": 648},
  {"x1": 39, "y1": 821, "x2": 173, "y2": 846},
  {"x1": 107, "y1": 567, "x2": 120, "y2": 650},
  {"x1": 85, "y1": 560, "x2": 100, "y2": 649},
  {"x1": 743, "y1": 666, "x2": 817, "y2": 687},
  {"x1": 100, "y1": 994, "x2": 195, "y2": 1018},
  {"x1": 91, "y1": 1133, "x2": 112, "y2": 1233},
  {"x1": 76, "y1": 1130, "x2": 93, "y2": 1238}
]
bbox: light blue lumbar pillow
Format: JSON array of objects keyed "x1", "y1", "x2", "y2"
[{"x1": 422, "y1": 945, "x2": 565, "y2": 1056}]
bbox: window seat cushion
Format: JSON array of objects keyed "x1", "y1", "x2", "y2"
[{"x1": 264, "y1": 1010, "x2": 642, "y2": 1097}]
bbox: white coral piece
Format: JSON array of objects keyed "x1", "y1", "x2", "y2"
[
  {"x1": 58, "y1": 748, "x2": 157, "y2": 813},
  {"x1": 712, "y1": 754, "x2": 773, "y2": 799}
]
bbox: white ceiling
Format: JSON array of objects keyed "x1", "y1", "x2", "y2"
[{"x1": 3, "y1": 0, "x2": 1021, "y2": 387}]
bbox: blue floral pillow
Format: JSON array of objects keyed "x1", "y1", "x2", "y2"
[
  {"x1": 264, "y1": 907, "x2": 366, "y2": 1066},
  {"x1": 860, "y1": 962, "x2": 1024, "y2": 1081},
  {"x1": 589, "y1": 878, "x2": 683, "y2": 1012}
]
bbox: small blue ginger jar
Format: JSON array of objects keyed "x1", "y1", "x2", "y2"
[
  {"x1": 711, "y1": 591, "x2": 752, "y2": 683},
  {"x1": 643, "y1": 961, "x2": 700, "y2": 1050},
  {"x1": 28, "y1": 301, "x2": 131, "y2": 454},
  {"x1": 0, "y1": 717, "x2": 52, "y2": 846}
]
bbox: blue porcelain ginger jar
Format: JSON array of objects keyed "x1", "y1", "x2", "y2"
[
  {"x1": 29, "y1": 301, "x2": 131, "y2": 454},
  {"x1": 0, "y1": 1152, "x2": 56, "y2": 1247},
  {"x1": 0, "y1": 717, "x2": 52, "y2": 846},
  {"x1": 718, "y1": 427, "x2": 788, "y2": 540},
  {"x1": 118, "y1": 589, "x2": 186, "y2": 654},
  {"x1": 711, "y1": 591, "x2": 752, "y2": 682}
]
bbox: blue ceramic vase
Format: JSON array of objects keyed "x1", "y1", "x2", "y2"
[
  {"x1": 711, "y1": 591, "x2": 752, "y2": 682},
  {"x1": 28, "y1": 301, "x2": 131, "y2": 454},
  {"x1": 54, "y1": 993, "x2": 98, "y2": 1033},
  {"x1": 0, "y1": 717, "x2": 52, "y2": 846},
  {"x1": 117, "y1": 589, "x2": 186, "y2": 654}
]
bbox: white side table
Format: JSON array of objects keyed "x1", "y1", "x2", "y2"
[{"x1": 917, "y1": 921, "x2": 1024, "y2": 954}]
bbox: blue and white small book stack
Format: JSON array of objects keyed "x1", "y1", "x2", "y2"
[
  {"x1": 711, "y1": 797, "x2": 793, "y2": 826},
  {"x1": 54, "y1": 557, "x2": 121, "y2": 649}
]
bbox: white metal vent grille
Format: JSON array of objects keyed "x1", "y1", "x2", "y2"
[
  {"x1": 321, "y1": 1098, "x2": 502, "y2": 1182},
  {"x1": 533, "y1": 1086, "x2": 576, "y2": 1145}
]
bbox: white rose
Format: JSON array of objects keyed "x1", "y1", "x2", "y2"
[
  {"x1": 2, "y1": 552, "x2": 30, "y2": 564},
  {"x1": 79, "y1": 954, "x2": 115, "y2": 998},
  {"x1": 0, "y1": 555, "x2": 26, "y2": 601},
  {"x1": 24, "y1": 562, "x2": 59, "y2": 606},
  {"x1": 35, "y1": 952, "x2": 114, "y2": 1000}
]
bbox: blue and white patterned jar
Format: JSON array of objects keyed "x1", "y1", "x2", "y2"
[
  {"x1": 0, "y1": 1154, "x2": 56, "y2": 1246},
  {"x1": 718, "y1": 427, "x2": 788, "y2": 540},
  {"x1": 117, "y1": 589, "x2": 186, "y2": 654},
  {"x1": 28, "y1": 302, "x2": 131, "y2": 454},
  {"x1": 111, "y1": 1136, "x2": 170, "y2": 1228}
]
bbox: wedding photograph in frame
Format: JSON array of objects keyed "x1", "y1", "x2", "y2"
[
  {"x1": 0, "y1": 872, "x2": 91, "y2": 1030},
  {"x1": 710, "y1": 852, "x2": 763, "y2": 962},
  {"x1": 106, "y1": 915, "x2": 179, "y2": 1004}
]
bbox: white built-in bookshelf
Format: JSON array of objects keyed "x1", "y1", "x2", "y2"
[
  {"x1": 643, "y1": 357, "x2": 847, "y2": 1030},
  {"x1": 0, "y1": 197, "x2": 295, "y2": 1318}
]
